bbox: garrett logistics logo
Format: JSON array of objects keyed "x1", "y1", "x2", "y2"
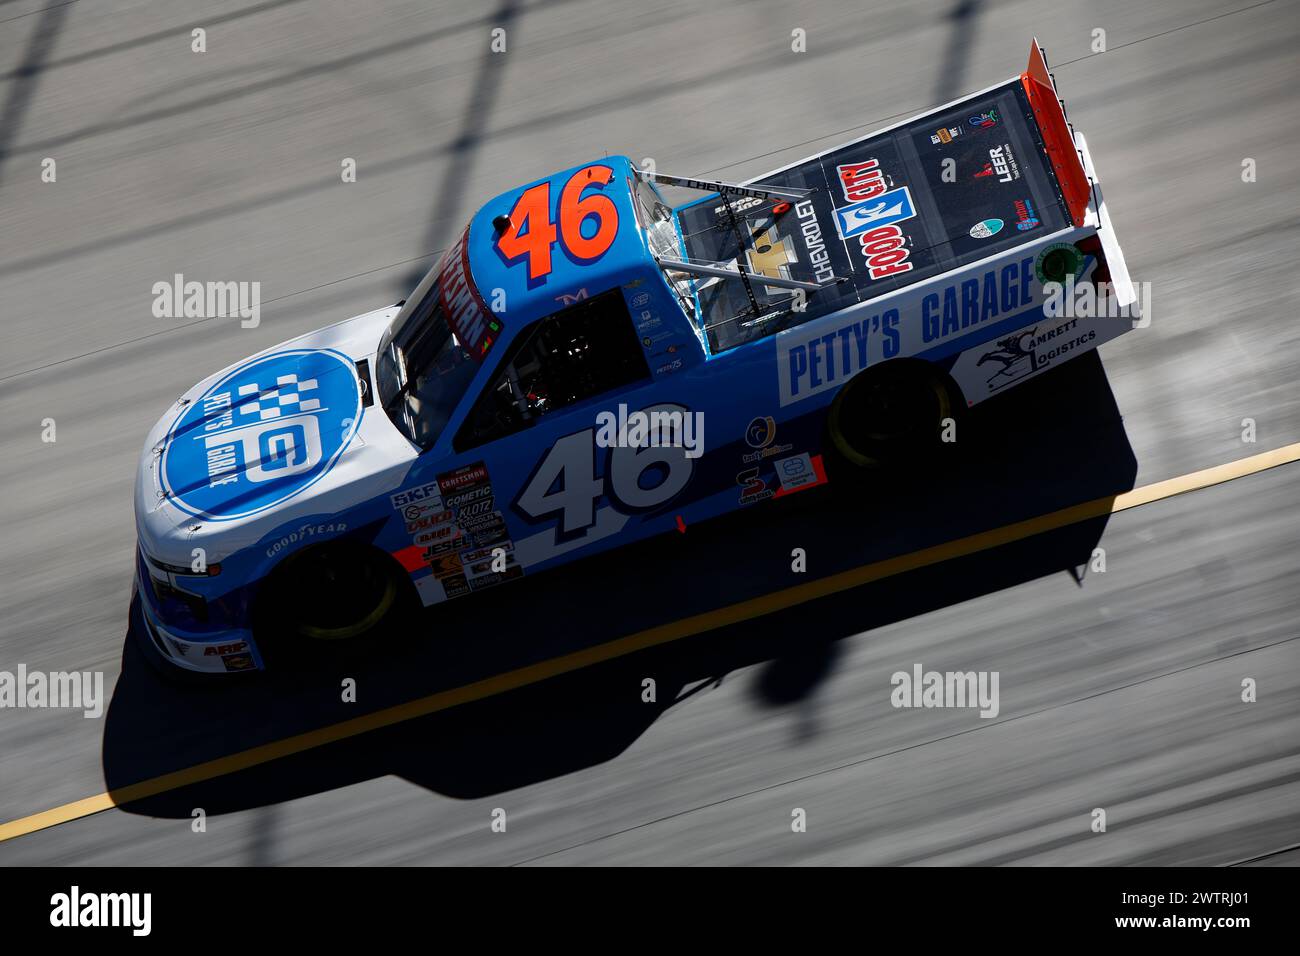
[{"x1": 161, "y1": 349, "x2": 362, "y2": 521}]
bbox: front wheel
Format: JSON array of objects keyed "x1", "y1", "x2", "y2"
[
  {"x1": 824, "y1": 361, "x2": 958, "y2": 478},
  {"x1": 256, "y1": 543, "x2": 412, "y2": 665}
]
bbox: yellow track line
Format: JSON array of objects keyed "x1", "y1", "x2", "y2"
[{"x1": 3, "y1": 442, "x2": 1299, "y2": 844}]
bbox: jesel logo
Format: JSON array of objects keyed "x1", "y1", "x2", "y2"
[{"x1": 161, "y1": 349, "x2": 362, "y2": 521}]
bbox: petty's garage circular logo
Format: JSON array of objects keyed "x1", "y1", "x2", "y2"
[{"x1": 161, "y1": 349, "x2": 362, "y2": 521}]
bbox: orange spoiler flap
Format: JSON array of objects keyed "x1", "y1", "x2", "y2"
[{"x1": 1021, "y1": 39, "x2": 1091, "y2": 229}]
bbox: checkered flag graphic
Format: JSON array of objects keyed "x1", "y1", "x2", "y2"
[{"x1": 236, "y1": 374, "x2": 322, "y2": 421}]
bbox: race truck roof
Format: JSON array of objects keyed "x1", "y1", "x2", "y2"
[
  {"x1": 459, "y1": 157, "x2": 654, "y2": 338},
  {"x1": 674, "y1": 77, "x2": 1076, "y2": 353}
]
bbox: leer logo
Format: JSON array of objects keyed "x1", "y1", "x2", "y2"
[{"x1": 161, "y1": 349, "x2": 362, "y2": 521}]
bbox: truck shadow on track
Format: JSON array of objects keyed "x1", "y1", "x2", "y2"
[{"x1": 102, "y1": 351, "x2": 1136, "y2": 816}]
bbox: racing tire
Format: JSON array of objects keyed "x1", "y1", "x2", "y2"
[
  {"x1": 823, "y1": 361, "x2": 959, "y2": 483},
  {"x1": 255, "y1": 542, "x2": 415, "y2": 668}
]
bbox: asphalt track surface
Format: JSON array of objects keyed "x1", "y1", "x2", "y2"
[{"x1": 0, "y1": 0, "x2": 1297, "y2": 865}]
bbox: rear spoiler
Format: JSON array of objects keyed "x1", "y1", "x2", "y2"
[
  {"x1": 1022, "y1": 38, "x2": 1135, "y2": 307},
  {"x1": 1021, "y1": 39, "x2": 1090, "y2": 228}
]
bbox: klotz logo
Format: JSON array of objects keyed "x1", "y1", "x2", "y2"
[
  {"x1": 833, "y1": 186, "x2": 916, "y2": 240},
  {"x1": 161, "y1": 349, "x2": 362, "y2": 520}
]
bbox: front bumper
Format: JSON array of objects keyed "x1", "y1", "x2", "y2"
[{"x1": 135, "y1": 548, "x2": 263, "y2": 673}]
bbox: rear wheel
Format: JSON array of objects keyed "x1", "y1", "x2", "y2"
[{"x1": 824, "y1": 361, "x2": 957, "y2": 479}]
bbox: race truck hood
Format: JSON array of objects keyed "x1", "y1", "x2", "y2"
[{"x1": 135, "y1": 306, "x2": 418, "y2": 566}]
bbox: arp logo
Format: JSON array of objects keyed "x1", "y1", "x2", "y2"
[
  {"x1": 204, "y1": 642, "x2": 249, "y2": 656},
  {"x1": 832, "y1": 186, "x2": 916, "y2": 240},
  {"x1": 161, "y1": 349, "x2": 362, "y2": 521}
]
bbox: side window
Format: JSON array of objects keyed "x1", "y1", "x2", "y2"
[{"x1": 455, "y1": 288, "x2": 650, "y2": 449}]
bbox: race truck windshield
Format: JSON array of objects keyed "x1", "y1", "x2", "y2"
[
  {"x1": 378, "y1": 226, "x2": 502, "y2": 449},
  {"x1": 376, "y1": 282, "x2": 480, "y2": 449},
  {"x1": 672, "y1": 79, "x2": 1071, "y2": 353},
  {"x1": 631, "y1": 175, "x2": 698, "y2": 323}
]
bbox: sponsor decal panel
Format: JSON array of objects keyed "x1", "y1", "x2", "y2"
[
  {"x1": 406, "y1": 511, "x2": 454, "y2": 533},
  {"x1": 391, "y1": 461, "x2": 521, "y2": 597},
  {"x1": 391, "y1": 481, "x2": 443, "y2": 509},
  {"x1": 1035, "y1": 242, "x2": 1086, "y2": 284},
  {"x1": 969, "y1": 218, "x2": 1004, "y2": 239},
  {"x1": 777, "y1": 256, "x2": 1040, "y2": 406},
  {"x1": 438, "y1": 227, "x2": 501, "y2": 358},
  {"x1": 161, "y1": 349, "x2": 363, "y2": 521},
  {"x1": 988, "y1": 143, "x2": 1020, "y2": 183},
  {"x1": 833, "y1": 160, "x2": 918, "y2": 281},
  {"x1": 737, "y1": 465, "x2": 775, "y2": 505},
  {"x1": 733, "y1": 418, "x2": 825, "y2": 503},
  {"x1": 1013, "y1": 198, "x2": 1040, "y2": 232},
  {"x1": 832, "y1": 185, "x2": 917, "y2": 241},
  {"x1": 929, "y1": 125, "x2": 963, "y2": 145},
  {"x1": 222, "y1": 653, "x2": 255, "y2": 672},
  {"x1": 265, "y1": 521, "x2": 347, "y2": 557},
  {"x1": 794, "y1": 200, "x2": 836, "y2": 285},
  {"x1": 742, "y1": 415, "x2": 793, "y2": 463},
  {"x1": 772, "y1": 453, "x2": 827, "y2": 495},
  {"x1": 947, "y1": 290, "x2": 1133, "y2": 400}
]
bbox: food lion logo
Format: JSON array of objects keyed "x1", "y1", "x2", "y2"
[
  {"x1": 832, "y1": 186, "x2": 916, "y2": 240},
  {"x1": 161, "y1": 349, "x2": 362, "y2": 521}
]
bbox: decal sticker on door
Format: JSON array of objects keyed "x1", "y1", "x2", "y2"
[{"x1": 512, "y1": 403, "x2": 695, "y2": 565}]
